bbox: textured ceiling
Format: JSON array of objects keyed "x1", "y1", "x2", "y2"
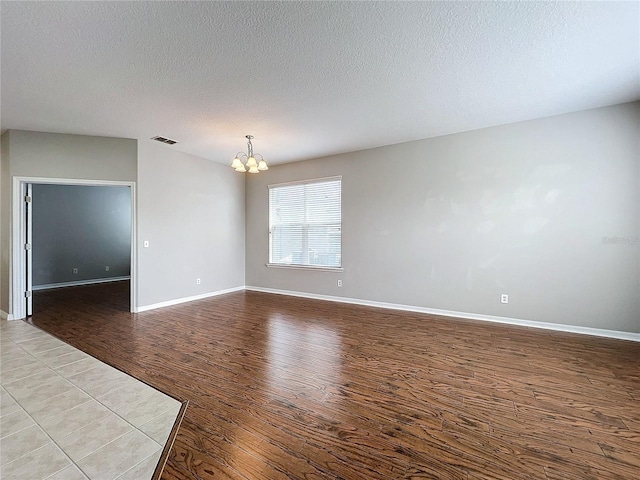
[{"x1": 1, "y1": 1, "x2": 638, "y2": 165}]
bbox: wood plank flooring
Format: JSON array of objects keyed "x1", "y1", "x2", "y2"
[{"x1": 29, "y1": 282, "x2": 640, "y2": 479}]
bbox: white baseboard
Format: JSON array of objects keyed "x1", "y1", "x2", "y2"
[
  {"x1": 245, "y1": 286, "x2": 640, "y2": 343},
  {"x1": 134, "y1": 286, "x2": 245, "y2": 313},
  {"x1": 1, "y1": 310, "x2": 16, "y2": 321},
  {"x1": 33, "y1": 276, "x2": 131, "y2": 291}
]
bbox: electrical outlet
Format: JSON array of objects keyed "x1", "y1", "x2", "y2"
[
  {"x1": 105, "y1": 266, "x2": 110, "y2": 272},
  {"x1": 72, "y1": 268, "x2": 78, "y2": 274},
  {"x1": 196, "y1": 278, "x2": 201, "y2": 285},
  {"x1": 337, "y1": 280, "x2": 342, "y2": 287},
  {"x1": 501, "y1": 294, "x2": 509, "y2": 304}
]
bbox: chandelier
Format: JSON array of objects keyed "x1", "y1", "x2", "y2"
[{"x1": 230, "y1": 135, "x2": 268, "y2": 173}]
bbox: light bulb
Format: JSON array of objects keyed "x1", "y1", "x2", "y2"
[
  {"x1": 258, "y1": 160, "x2": 268, "y2": 171},
  {"x1": 246, "y1": 156, "x2": 258, "y2": 168},
  {"x1": 231, "y1": 157, "x2": 243, "y2": 169}
]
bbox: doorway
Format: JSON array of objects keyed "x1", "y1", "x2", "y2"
[{"x1": 11, "y1": 177, "x2": 137, "y2": 320}]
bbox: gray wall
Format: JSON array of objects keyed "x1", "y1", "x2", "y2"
[
  {"x1": 246, "y1": 102, "x2": 640, "y2": 333},
  {"x1": 2, "y1": 105, "x2": 638, "y2": 334},
  {"x1": 0, "y1": 130, "x2": 137, "y2": 315},
  {"x1": 1, "y1": 129, "x2": 246, "y2": 316},
  {"x1": 32, "y1": 184, "x2": 131, "y2": 287},
  {"x1": 1, "y1": 133, "x2": 10, "y2": 315},
  {"x1": 6, "y1": 130, "x2": 137, "y2": 181},
  {"x1": 136, "y1": 140, "x2": 245, "y2": 308}
]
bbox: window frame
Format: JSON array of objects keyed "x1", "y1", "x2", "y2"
[{"x1": 267, "y1": 176, "x2": 343, "y2": 272}]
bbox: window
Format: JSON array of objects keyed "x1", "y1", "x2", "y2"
[{"x1": 269, "y1": 177, "x2": 341, "y2": 269}]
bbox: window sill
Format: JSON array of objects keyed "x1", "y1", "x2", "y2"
[{"x1": 266, "y1": 263, "x2": 344, "y2": 273}]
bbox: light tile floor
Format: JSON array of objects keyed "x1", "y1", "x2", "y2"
[{"x1": 1, "y1": 320, "x2": 182, "y2": 480}]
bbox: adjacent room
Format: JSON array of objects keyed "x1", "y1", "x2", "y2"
[
  {"x1": 30, "y1": 184, "x2": 132, "y2": 307},
  {"x1": 1, "y1": 2, "x2": 638, "y2": 480}
]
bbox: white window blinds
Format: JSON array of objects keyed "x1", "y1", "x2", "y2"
[{"x1": 269, "y1": 177, "x2": 342, "y2": 268}]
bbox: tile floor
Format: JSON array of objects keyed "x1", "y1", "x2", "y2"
[{"x1": 1, "y1": 319, "x2": 182, "y2": 480}]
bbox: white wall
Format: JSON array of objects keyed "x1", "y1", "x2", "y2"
[
  {"x1": 136, "y1": 140, "x2": 245, "y2": 308},
  {"x1": 246, "y1": 102, "x2": 640, "y2": 334}
]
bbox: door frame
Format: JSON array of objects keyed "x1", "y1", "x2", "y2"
[
  {"x1": 25, "y1": 183, "x2": 33, "y2": 316},
  {"x1": 11, "y1": 176, "x2": 137, "y2": 319}
]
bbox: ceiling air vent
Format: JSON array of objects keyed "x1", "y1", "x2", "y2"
[{"x1": 151, "y1": 135, "x2": 178, "y2": 145}]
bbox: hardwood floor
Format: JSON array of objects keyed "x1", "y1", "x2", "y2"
[{"x1": 29, "y1": 282, "x2": 639, "y2": 479}]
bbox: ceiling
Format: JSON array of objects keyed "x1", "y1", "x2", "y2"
[{"x1": 1, "y1": 1, "x2": 638, "y2": 166}]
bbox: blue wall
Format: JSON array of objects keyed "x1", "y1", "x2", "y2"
[{"x1": 32, "y1": 184, "x2": 131, "y2": 288}]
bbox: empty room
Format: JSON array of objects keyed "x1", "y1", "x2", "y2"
[{"x1": 1, "y1": 2, "x2": 639, "y2": 480}]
